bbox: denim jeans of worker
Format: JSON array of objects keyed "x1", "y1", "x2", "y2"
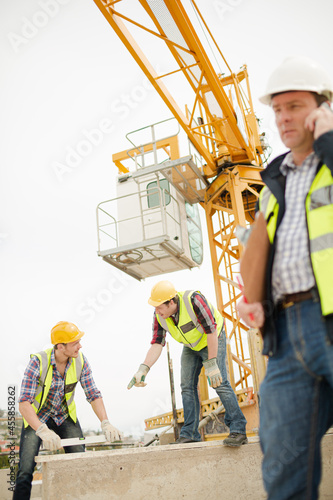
[
  {"x1": 13, "y1": 417, "x2": 84, "y2": 500},
  {"x1": 180, "y1": 329, "x2": 247, "y2": 441},
  {"x1": 259, "y1": 298, "x2": 333, "y2": 500}
]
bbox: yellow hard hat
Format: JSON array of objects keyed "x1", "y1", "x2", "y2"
[
  {"x1": 148, "y1": 281, "x2": 177, "y2": 307},
  {"x1": 51, "y1": 321, "x2": 85, "y2": 345}
]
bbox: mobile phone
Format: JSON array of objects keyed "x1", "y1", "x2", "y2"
[{"x1": 320, "y1": 102, "x2": 332, "y2": 111}]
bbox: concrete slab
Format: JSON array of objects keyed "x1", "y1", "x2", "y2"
[{"x1": 35, "y1": 433, "x2": 333, "y2": 500}]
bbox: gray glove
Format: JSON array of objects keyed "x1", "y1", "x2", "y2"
[
  {"x1": 127, "y1": 364, "x2": 150, "y2": 389},
  {"x1": 36, "y1": 423, "x2": 62, "y2": 451},
  {"x1": 101, "y1": 420, "x2": 123, "y2": 442},
  {"x1": 203, "y1": 358, "x2": 223, "y2": 388}
]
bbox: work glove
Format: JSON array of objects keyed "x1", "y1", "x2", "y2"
[
  {"x1": 127, "y1": 364, "x2": 150, "y2": 389},
  {"x1": 203, "y1": 358, "x2": 223, "y2": 388},
  {"x1": 101, "y1": 420, "x2": 122, "y2": 442},
  {"x1": 36, "y1": 423, "x2": 62, "y2": 451}
]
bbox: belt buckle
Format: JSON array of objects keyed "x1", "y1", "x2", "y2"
[{"x1": 283, "y1": 300, "x2": 294, "y2": 309}]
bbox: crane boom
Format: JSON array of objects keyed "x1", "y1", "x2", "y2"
[{"x1": 93, "y1": 0, "x2": 264, "y2": 176}]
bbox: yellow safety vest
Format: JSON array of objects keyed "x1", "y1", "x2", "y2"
[
  {"x1": 23, "y1": 348, "x2": 84, "y2": 428},
  {"x1": 259, "y1": 163, "x2": 333, "y2": 316},
  {"x1": 156, "y1": 290, "x2": 224, "y2": 351}
]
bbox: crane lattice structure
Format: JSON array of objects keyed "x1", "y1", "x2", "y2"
[{"x1": 93, "y1": 0, "x2": 267, "y2": 435}]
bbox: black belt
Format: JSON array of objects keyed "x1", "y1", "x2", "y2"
[{"x1": 278, "y1": 289, "x2": 315, "y2": 310}]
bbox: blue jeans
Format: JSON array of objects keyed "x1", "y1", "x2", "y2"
[
  {"x1": 13, "y1": 417, "x2": 85, "y2": 500},
  {"x1": 259, "y1": 299, "x2": 333, "y2": 500},
  {"x1": 180, "y1": 329, "x2": 247, "y2": 441}
]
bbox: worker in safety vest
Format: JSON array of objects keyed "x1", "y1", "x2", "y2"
[
  {"x1": 14, "y1": 321, "x2": 122, "y2": 500},
  {"x1": 237, "y1": 56, "x2": 333, "y2": 499},
  {"x1": 128, "y1": 281, "x2": 247, "y2": 446}
]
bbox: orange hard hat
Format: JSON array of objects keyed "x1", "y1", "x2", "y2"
[{"x1": 51, "y1": 321, "x2": 85, "y2": 345}]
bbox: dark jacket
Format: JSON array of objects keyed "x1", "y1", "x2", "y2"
[{"x1": 260, "y1": 131, "x2": 333, "y2": 356}]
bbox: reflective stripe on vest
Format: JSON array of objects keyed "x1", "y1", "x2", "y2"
[
  {"x1": 23, "y1": 348, "x2": 84, "y2": 428},
  {"x1": 259, "y1": 163, "x2": 333, "y2": 316},
  {"x1": 259, "y1": 186, "x2": 279, "y2": 244},
  {"x1": 32, "y1": 350, "x2": 49, "y2": 410},
  {"x1": 306, "y1": 164, "x2": 333, "y2": 315},
  {"x1": 157, "y1": 290, "x2": 224, "y2": 351}
]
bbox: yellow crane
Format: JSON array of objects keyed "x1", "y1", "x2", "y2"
[{"x1": 93, "y1": 0, "x2": 267, "y2": 438}]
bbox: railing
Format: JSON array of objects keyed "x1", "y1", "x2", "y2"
[
  {"x1": 125, "y1": 118, "x2": 181, "y2": 170},
  {"x1": 96, "y1": 186, "x2": 182, "y2": 254}
]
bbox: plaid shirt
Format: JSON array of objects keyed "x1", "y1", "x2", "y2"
[
  {"x1": 151, "y1": 291, "x2": 217, "y2": 345},
  {"x1": 18, "y1": 349, "x2": 102, "y2": 426},
  {"x1": 271, "y1": 152, "x2": 318, "y2": 302}
]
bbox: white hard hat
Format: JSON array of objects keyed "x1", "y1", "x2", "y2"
[{"x1": 259, "y1": 56, "x2": 333, "y2": 105}]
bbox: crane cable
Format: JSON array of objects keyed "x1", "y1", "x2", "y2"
[{"x1": 189, "y1": 0, "x2": 231, "y2": 75}]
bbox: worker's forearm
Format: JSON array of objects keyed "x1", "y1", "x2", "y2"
[
  {"x1": 143, "y1": 343, "x2": 163, "y2": 368},
  {"x1": 19, "y1": 402, "x2": 43, "y2": 431},
  {"x1": 206, "y1": 331, "x2": 218, "y2": 359},
  {"x1": 91, "y1": 398, "x2": 108, "y2": 423}
]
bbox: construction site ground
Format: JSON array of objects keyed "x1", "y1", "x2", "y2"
[{"x1": 1, "y1": 430, "x2": 332, "y2": 500}]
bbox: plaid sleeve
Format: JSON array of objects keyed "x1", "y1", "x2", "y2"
[
  {"x1": 80, "y1": 354, "x2": 102, "y2": 403},
  {"x1": 151, "y1": 312, "x2": 166, "y2": 346},
  {"x1": 18, "y1": 356, "x2": 41, "y2": 404},
  {"x1": 191, "y1": 292, "x2": 217, "y2": 334}
]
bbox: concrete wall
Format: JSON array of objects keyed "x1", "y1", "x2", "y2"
[{"x1": 35, "y1": 433, "x2": 333, "y2": 500}]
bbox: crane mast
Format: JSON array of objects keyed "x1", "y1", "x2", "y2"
[{"x1": 93, "y1": 0, "x2": 267, "y2": 434}]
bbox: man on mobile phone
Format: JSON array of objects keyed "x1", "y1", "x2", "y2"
[{"x1": 237, "y1": 56, "x2": 333, "y2": 499}]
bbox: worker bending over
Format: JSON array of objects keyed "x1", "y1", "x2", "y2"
[
  {"x1": 14, "y1": 321, "x2": 122, "y2": 500},
  {"x1": 128, "y1": 281, "x2": 247, "y2": 446},
  {"x1": 238, "y1": 56, "x2": 333, "y2": 499}
]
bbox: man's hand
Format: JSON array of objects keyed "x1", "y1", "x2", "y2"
[
  {"x1": 127, "y1": 364, "x2": 150, "y2": 389},
  {"x1": 237, "y1": 297, "x2": 265, "y2": 328},
  {"x1": 101, "y1": 420, "x2": 123, "y2": 442},
  {"x1": 35, "y1": 423, "x2": 62, "y2": 451},
  {"x1": 203, "y1": 358, "x2": 223, "y2": 388},
  {"x1": 305, "y1": 102, "x2": 333, "y2": 140}
]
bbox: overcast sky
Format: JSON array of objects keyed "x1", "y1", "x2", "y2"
[{"x1": 1, "y1": 0, "x2": 333, "y2": 437}]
